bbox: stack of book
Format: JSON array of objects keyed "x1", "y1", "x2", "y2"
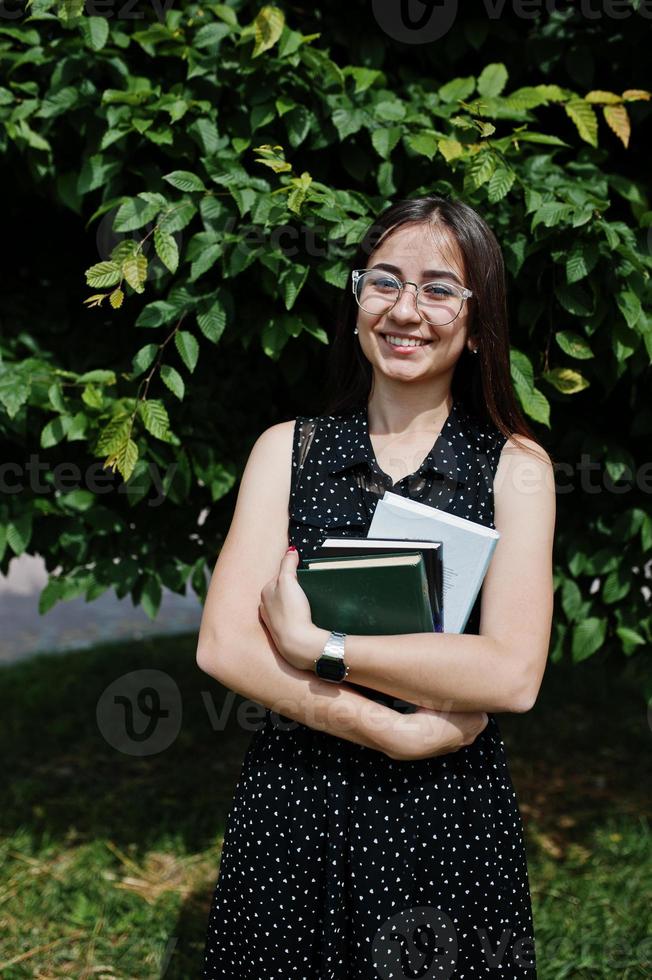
[{"x1": 296, "y1": 492, "x2": 500, "y2": 713}]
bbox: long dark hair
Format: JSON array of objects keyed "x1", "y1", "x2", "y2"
[{"x1": 321, "y1": 194, "x2": 549, "y2": 460}]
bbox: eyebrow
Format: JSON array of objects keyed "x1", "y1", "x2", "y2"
[{"x1": 371, "y1": 262, "x2": 464, "y2": 286}]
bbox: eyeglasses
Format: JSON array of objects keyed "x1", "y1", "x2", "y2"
[{"x1": 351, "y1": 269, "x2": 473, "y2": 326}]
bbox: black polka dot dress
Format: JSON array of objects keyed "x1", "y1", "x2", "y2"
[{"x1": 201, "y1": 395, "x2": 538, "y2": 979}]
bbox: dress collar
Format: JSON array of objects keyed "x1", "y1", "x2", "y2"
[{"x1": 326, "y1": 397, "x2": 469, "y2": 487}]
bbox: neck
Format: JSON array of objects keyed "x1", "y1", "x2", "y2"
[{"x1": 367, "y1": 380, "x2": 454, "y2": 436}]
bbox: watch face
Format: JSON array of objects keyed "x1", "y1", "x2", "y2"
[{"x1": 316, "y1": 657, "x2": 347, "y2": 682}]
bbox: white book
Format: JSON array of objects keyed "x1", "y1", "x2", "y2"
[{"x1": 368, "y1": 491, "x2": 500, "y2": 633}]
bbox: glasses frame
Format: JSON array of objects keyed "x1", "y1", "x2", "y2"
[{"x1": 351, "y1": 269, "x2": 473, "y2": 326}]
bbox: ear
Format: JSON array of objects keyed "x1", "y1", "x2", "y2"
[{"x1": 466, "y1": 335, "x2": 479, "y2": 354}]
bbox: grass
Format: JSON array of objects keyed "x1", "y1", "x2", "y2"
[{"x1": 0, "y1": 633, "x2": 650, "y2": 978}]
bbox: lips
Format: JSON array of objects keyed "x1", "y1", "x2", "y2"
[{"x1": 381, "y1": 333, "x2": 433, "y2": 347}]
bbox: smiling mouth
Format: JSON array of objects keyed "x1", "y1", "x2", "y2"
[{"x1": 381, "y1": 333, "x2": 433, "y2": 348}]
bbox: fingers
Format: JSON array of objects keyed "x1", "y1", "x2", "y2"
[{"x1": 280, "y1": 545, "x2": 300, "y2": 574}]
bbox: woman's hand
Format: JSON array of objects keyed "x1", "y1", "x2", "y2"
[
  {"x1": 381, "y1": 704, "x2": 489, "y2": 761},
  {"x1": 259, "y1": 546, "x2": 326, "y2": 671}
]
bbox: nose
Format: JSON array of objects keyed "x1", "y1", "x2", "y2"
[{"x1": 389, "y1": 282, "x2": 421, "y2": 322}]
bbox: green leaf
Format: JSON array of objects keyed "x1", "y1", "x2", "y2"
[
  {"x1": 437, "y1": 138, "x2": 464, "y2": 162},
  {"x1": 602, "y1": 569, "x2": 630, "y2": 604},
  {"x1": 105, "y1": 437, "x2": 139, "y2": 483},
  {"x1": 406, "y1": 132, "x2": 438, "y2": 160},
  {"x1": 138, "y1": 399, "x2": 170, "y2": 439},
  {"x1": 175, "y1": 330, "x2": 200, "y2": 372},
  {"x1": 38, "y1": 578, "x2": 65, "y2": 615},
  {"x1": 162, "y1": 170, "x2": 207, "y2": 193},
  {"x1": 571, "y1": 617, "x2": 606, "y2": 662},
  {"x1": 40, "y1": 415, "x2": 70, "y2": 448},
  {"x1": 616, "y1": 290, "x2": 643, "y2": 329},
  {"x1": 85, "y1": 261, "x2": 121, "y2": 288},
  {"x1": 60, "y1": 489, "x2": 94, "y2": 511},
  {"x1": 81, "y1": 384, "x2": 103, "y2": 409},
  {"x1": 141, "y1": 574, "x2": 162, "y2": 619},
  {"x1": 6, "y1": 515, "x2": 32, "y2": 556},
  {"x1": 542, "y1": 367, "x2": 590, "y2": 394},
  {"x1": 371, "y1": 126, "x2": 403, "y2": 159},
  {"x1": 158, "y1": 200, "x2": 197, "y2": 233},
  {"x1": 331, "y1": 108, "x2": 365, "y2": 140},
  {"x1": 122, "y1": 253, "x2": 148, "y2": 293},
  {"x1": 565, "y1": 99, "x2": 599, "y2": 147},
  {"x1": 487, "y1": 166, "x2": 516, "y2": 203},
  {"x1": 517, "y1": 386, "x2": 550, "y2": 426},
  {"x1": 261, "y1": 317, "x2": 289, "y2": 359},
  {"x1": 464, "y1": 150, "x2": 497, "y2": 190},
  {"x1": 566, "y1": 243, "x2": 599, "y2": 283},
  {"x1": 616, "y1": 626, "x2": 646, "y2": 654},
  {"x1": 160, "y1": 364, "x2": 185, "y2": 400},
  {"x1": 531, "y1": 202, "x2": 573, "y2": 229},
  {"x1": 285, "y1": 105, "x2": 311, "y2": 147},
  {"x1": 190, "y1": 556, "x2": 208, "y2": 602},
  {"x1": 477, "y1": 63, "x2": 508, "y2": 98},
  {"x1": 196, "y1": 298, "x2": 227, "y2": 343},
  {"x1": 0, "y1": 370, "x2": 30, "y2": 418},
  {"x1": 48, "y1": 383, "x2": 66, "y2": 412},
  {"x1": 555, "y1": 282, "x2": 593, "y2": 317},
  {"x1": 287, "y1": 172, "x2": 312, "y2": 214},
  {"x1": 135, "y1": 301, "x2": 177, "y2": 328},
  {"x1": 154, "y1": 227, "x2": 179, "y2": 274},
  {"x1": 78, "y1": 369, "x2": 116, "y2": 384},
  {"x1": 190, "y1": 244, "x2": 221, "y2": 282},
  {"x1": 439, "y1": 76, "x2": 476, "y2": 103},
  {"x1": 555, "y1": 331, "x2": 594, "y2": 359},
  {"x1": 343, "y1": 66, "x2": 382, "y2": 94},
  {"x1": 562, "y1": 579, "x2": 585, "y2": 622},
  {"x1": 114, "y1": 196, "x2": 162, "y2": 232},
  {"x1": 79, "y1": 15, "x2": 109, "y2": 51},
  {"x1": 131, "y1": 343, "x2": 158, "y2": 376},
  {"x1": 96, "y1": 413, "x2": 132, "y2": 454},
  {"x1": 280, "y1": 265, "x2": 309, "y2": 310},
  {"x1": 510, "y1": 348, "x2": 534, "y2": 390},
  {"x1": 252, "y1": 5, "x2": 285, "y2": 57}
]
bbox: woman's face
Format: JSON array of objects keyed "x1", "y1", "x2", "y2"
[{"x1": 354, "y1": 221, "x2": 476, "y2": 386}]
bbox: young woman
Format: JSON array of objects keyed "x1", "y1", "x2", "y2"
[{"x1": 197, "y1": 194, "x2": 556, "y2": 979}]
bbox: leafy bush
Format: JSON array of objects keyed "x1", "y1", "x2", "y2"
[{"x1": 0, "y1": 2, "x2": 650, "y2": 674}]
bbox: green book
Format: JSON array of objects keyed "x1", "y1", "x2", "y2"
[
  {"x1": 297, "y1": 551, "x2": 434, "y2": 714},
  {"x1": 296, "y1": 550, "x2": 434, "y2": 635}
]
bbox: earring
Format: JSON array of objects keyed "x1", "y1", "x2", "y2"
[
  {"x1": 472, "y1": 347, "x2": 479, "y2": 354},
  {"x1": 354, "y1": 326, "x2": 359, "y2": 335}
]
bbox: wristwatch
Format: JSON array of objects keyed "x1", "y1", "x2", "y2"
[{"x1": 314, "y1": 630, "x2": 349, "y2": 683}]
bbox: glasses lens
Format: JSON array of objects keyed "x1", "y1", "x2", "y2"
[
  {"x1": 355, "y1": 271, "x2": 400, "y2": 315},
  {"x1": 418, "y1": 282, "x2": 464, "y2": 325}
]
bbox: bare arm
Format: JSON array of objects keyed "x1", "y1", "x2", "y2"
[
  {"x1": 195, "y1": 421, "x2": 417, "y2": 754},
  {"x1": 289, "y1": 436, "x2": 557, "y2": 714}
]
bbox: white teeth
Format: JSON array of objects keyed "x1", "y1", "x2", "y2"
[{"x1": 384, "y1": 334, "x2": 430, "y2": 348}]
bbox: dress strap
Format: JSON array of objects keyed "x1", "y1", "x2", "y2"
[{"x1": 290, "y1": 416, "x2": 319, "y2": 510}]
